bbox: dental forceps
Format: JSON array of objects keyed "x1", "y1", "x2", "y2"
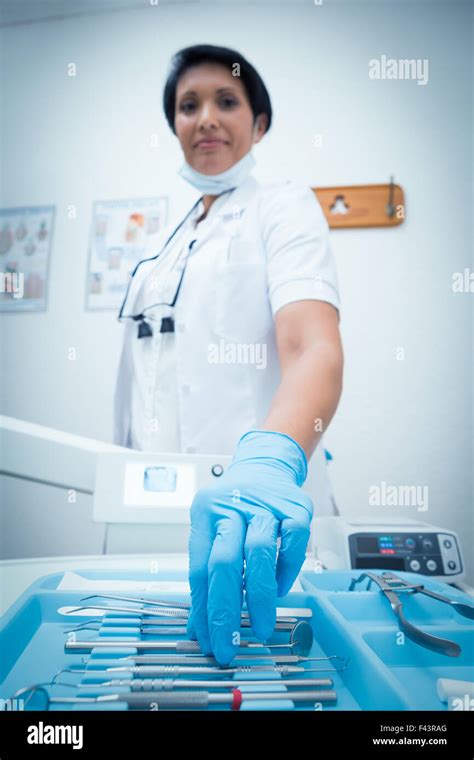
[
  {"x1": 349, "y1": 571, "x2": 474, "y2": 657},
  {"x1": 13, "y1": 683, "x2": 337, "y2": 710}
]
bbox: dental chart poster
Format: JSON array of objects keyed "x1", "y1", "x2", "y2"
[
  {"x1": 0, "y1": 205, "x2": 55, "y2": 312},
  {"x1": 86, "y1": 196, "x2": 168, "y2": 310}
]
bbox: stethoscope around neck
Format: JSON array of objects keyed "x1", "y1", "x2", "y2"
[{"x1": 117, "y1": 188, "x2": 234, "y2": 339}]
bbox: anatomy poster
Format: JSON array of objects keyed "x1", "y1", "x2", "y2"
[
  {"x1": 0, "y1": 205, "x2": 54, "y2": 312},
  {"x1": 86, "y1": 197, "x2": 168, "y2": 310}
]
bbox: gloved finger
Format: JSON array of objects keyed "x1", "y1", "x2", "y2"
[
  {"x1": 186, "y1": 610, "x2": 197, "y2": 641},
  {"x1": 207, "y1": 508, "x2": 247, "y2": 666},
  {"x1": 187, "y1": 489, "x2": 215, "y2": 654},
  {"x1": 243, "y1": 510, "x2": 279, "y2": 641},
  {"x1": 275, "y1": 514, "x2": 311, "y2": 596},
  {"x1": 188, "y1": 530, "x2": 214, "y2": 654}
]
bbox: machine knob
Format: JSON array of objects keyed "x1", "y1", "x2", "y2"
[
  {"x1": 409, "y1": 559, "x2": 421, "y2": 571},
  {"x1": 426, "y1": 560, "x2": 437, "y2": 572}
]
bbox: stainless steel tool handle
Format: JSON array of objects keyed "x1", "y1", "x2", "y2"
[
  {"x1": 175, "y1": 640, "x2": 202, "y2": 653},
  {"x1": 116, "y1": 690, "x2": 210, "y2": 709}
]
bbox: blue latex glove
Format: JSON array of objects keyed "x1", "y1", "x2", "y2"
[{"x1": 187, "y1": 429, "x2": 313, "y2": 665}]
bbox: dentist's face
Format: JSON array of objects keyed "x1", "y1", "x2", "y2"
[{"x1": 174, "y1": 62, "x2": 267, "y2": 175}]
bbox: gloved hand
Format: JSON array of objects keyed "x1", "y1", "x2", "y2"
[{"x1": 187, "y1": 429, "x2": 313, "y2": 665}]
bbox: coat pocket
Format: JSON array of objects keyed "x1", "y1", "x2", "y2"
[{"x1": 213, "y1": 237, "x2": 272, "y2": 344}]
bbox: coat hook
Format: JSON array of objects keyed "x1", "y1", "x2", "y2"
[{"x1": 386, "y1": 175, "x2": 396, "y2": 218}]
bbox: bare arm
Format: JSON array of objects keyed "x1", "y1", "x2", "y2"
[{"x1": 261, "y1": 300, "x2": 344, "y2": 459}]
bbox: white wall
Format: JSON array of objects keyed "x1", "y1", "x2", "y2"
[{"x1": 1, "y1": 1, "x2": 472, "y2": 580}]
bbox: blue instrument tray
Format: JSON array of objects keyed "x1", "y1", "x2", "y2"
[{"x1": 1, "y1": 568, "x2": 472, "y2": 711}]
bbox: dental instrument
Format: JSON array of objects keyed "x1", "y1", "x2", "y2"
[
  {"x1": 349, "y1": 571, "x2": 473, "y2": 657},
  {"x1": 13, "y1": 684, "x2": 337, "y2": 710},
  {"x1": 64, "y1": 620, "x2": 314, "y2": 657}
]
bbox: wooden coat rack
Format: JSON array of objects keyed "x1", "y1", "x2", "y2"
[{"x1": 314, "y1": 176, "x2": 405, "y2": 229}]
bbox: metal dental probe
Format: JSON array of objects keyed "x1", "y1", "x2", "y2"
[
  {"x1": 105, "y1": 665, "x2": 338, "y2": 677},
  {"x1": 76, "y1": 662, "x2": 347, "y2": 674},
  {"x1": 76, "y1": 655, "x2": 349, "y2": 673},
  {"x1": 110, "y1": 653, "x2": 348, "y2": 667},
  {"x1": 54, "y1": 665, "x2": 335, "y2": 678},
  {"x1": 13, "y1": 685, "x2": 337, "y2": 709},
  {"x1": 59, "y1": 677, "x2": 335, "y2": 690}
]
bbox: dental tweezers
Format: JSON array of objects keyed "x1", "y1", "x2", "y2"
[
  {"x1": 64, "y1": 597, "x2": 312, "y2": 621},
  {"x1": 76, "y1": 595, "x2": 313, "y2": 619}
]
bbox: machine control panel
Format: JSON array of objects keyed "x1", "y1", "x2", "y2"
[{"x1": 349, "y1": 532, "x2": 463, "y2": 577}]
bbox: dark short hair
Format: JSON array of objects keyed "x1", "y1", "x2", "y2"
[{"x1": 163, "y1": 44, "x2": 272, "y2": 135}]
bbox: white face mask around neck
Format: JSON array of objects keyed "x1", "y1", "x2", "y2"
[{"x1": 178, "y1": 149, "x2": 256, "y2": 195}]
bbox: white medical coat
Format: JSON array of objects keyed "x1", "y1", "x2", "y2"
[{"x1": 114, "y1": 174, "x2": 341, "y2": 516}]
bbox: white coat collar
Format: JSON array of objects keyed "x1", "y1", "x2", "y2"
[
  {"x1": 194, "y1": 174, "x2": 259, "y2": 224},
  {"x1": 119, "y1": 175, "x2": 259, "y2": 318}
]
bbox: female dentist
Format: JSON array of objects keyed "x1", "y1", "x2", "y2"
[{"x1": 114, "y1": 44, "x2": 344, "y2": 666}]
